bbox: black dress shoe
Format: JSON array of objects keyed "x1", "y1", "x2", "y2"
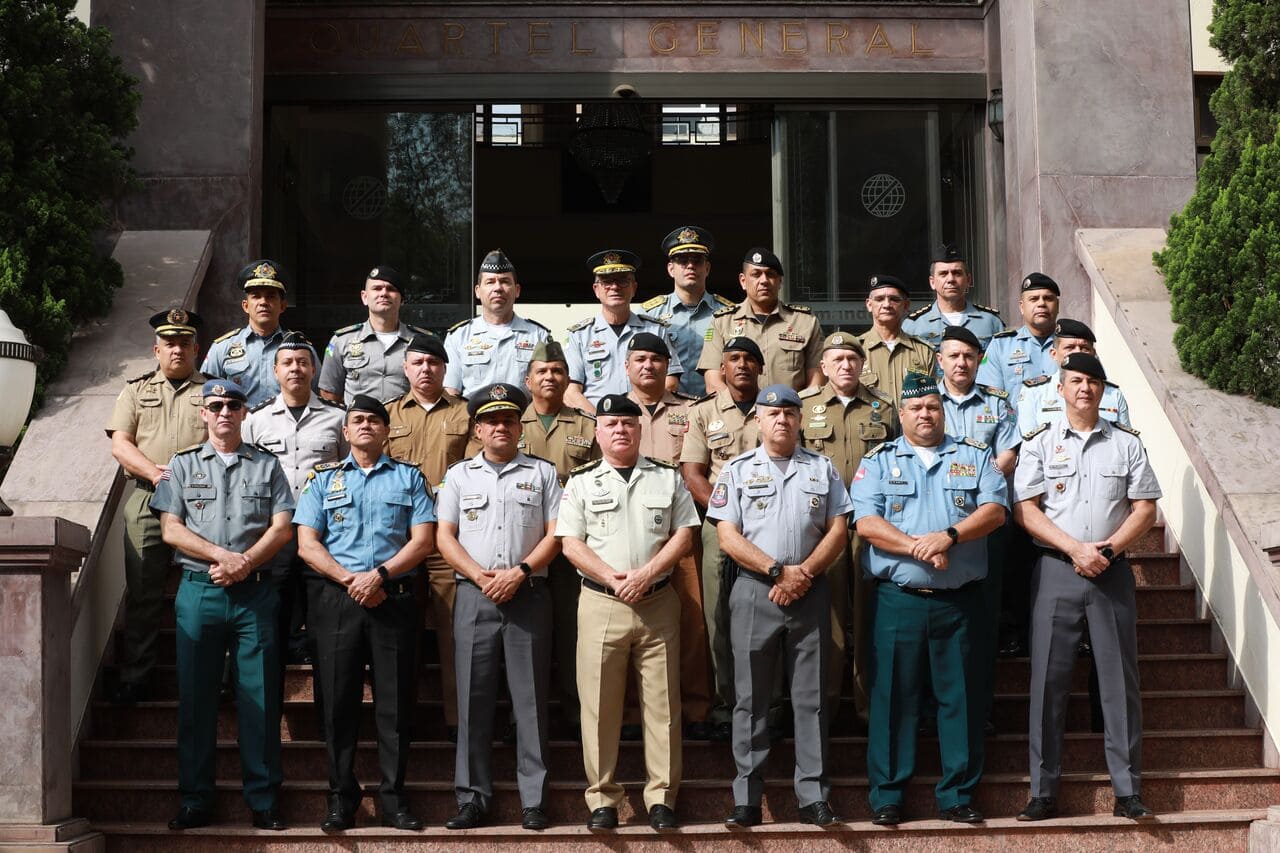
[
  {"x1": 620, "y1": 724, "x2": 643, "y2": 741},
  {"x1": 649, "y1": 805, "x2": 678, "y2": 830},
  {"x1": 1016, "y1": 797, "x2": 1058, "y2": 821},
  {"x1": 444, "y1": 803, "x2": 482, "y2": 829},
  {"x1": 109, "y1": 680, "x2": 150, "y2": 705},
  {"x1": 251, "y1": 808, "x2": 287, "y2": 830},
  {"x1": 871, "y1": 804, "x2": 901, "y2": 826},
  {"x1": 725, "y1": 805, "x2": 762, "y2": 828},
  {"x1": 522, "y1": 807, "x2": 549, "y2": 830},
  {"x1": 1114, "y1": 795, "x2": 1155, "y2": 820},
  {"x1": 382, "y1": 809, "x2": 424, "y2": 830},
  {"x1": 167, "y1": 806, "x2": 212, "y2": 830},
  {"x1": 587, "y1": 807, "x2": 618, "y2": 830},
  {"x1": 685, "y1": 721, "x2": 713, "y2": 740},
  {"x1": 798, "y1": 801, "x2": 838, "y2": 826},
  {"x1": 711, "y1": 721, "x2": 732, "y2": 742},
  {"x1": 940, "y1": 804, "x2": 984, "y2": 823},
  {"x1": 320, "y1": 806, "x2": 354, "y2": 832}
]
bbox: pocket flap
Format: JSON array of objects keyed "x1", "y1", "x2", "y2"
[
  {"x1": 641, "y1": 494, "x2": 672, "y2": 509},
  {"x1": 242, "y1": 482, "x2": 271, "y2": 498},
  {"x1": 383, "y1": 494, "x2": 412, "y2": 507},
  {"x1": 803, "y1": 423, "x2": 833, "y2": 440}
]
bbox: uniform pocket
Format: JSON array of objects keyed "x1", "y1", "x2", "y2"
[
  {"x1": 513, "y1": 490, "x2": 542, "y2": 528},
  {"x1": 183, "y1": 486, "x2": 215, "y2": 522},
  {"x1": 641, "y1": 494, "x2": 672, "y2": 534},
  {"x1": 382, "y1": 494, "x2": 412, "y2": 528},
  {"x1": 1100, "y1": 468, "x2": 1128, "y2": 499}
]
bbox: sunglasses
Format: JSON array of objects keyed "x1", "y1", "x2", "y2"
[{"x1": 205, "y1": 400, "x2": 245, "y2": 413}]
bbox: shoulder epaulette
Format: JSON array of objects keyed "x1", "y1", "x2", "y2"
[
  {"x1": 314, "y1": 461, "x2": 342, "y2": 471},
  {"x1": 174, "y1": 443, "x2": 203, "y2": 456},
  {"x1": 798, "y1": 386, "x2": 823, "y2": 399},
  {"x1": 784, "y1": 303, "x2": 812, "y2": 313},
  {"x1": 638, "y1": 312, "x2": 669, "y2": 327},
  {"x1": 526, "y1": 318, "x2": 551, "y2": 332},
  {"x1": 1023, "y1": 375, "x2": 1051, "y2": 387},
  {"x1": 249, "y1": 395, "x2": 276, "y2": 413},
  {"x1": 982, "y1": 385, "x2": 1009, "y2": 399},
  {"x1": 1022, "y1": 423, "x2": 1051, "y2": 442},
  {"x1": 213, "y1": 327, "x2": 241, "y2": 344},
  {"x1": 645, "y1": 456, "x2": 680, "y2": 470},
  {"x1": 521, "y1": 451, "x2": 554, "y2": 467},
  {"x1": 1113, "y1": 422, "x2": 1141, "y2": 437},
  {"x1": 333, "y1": 323, "x2": 361, "y2": 335},
  {"x1": 961, "y1": 437, "x2": 989, "y2": 450},
  {"x1": 407, "y1": 324, "x2": 435, "y2": 337},
  {"x1": 695, "y1": 392, "x2": 717, "y2": 404},
  {"x1": 392, "y1": 456, "x2": 419, "y2": 466},
  {"x1": 868, "y1": 385, "x2": 895, "y2": 404},
  {"x1": 714, "y1": 294, "x2": 735, "y2": 307},
  {"x1": 864, "y1": 442, "x2": 892, "y2": 457},
  {"x1": 568, "y1": 459, "x2": 603, "y2": 476},
  {"x1": 642, "y1": 295, "x2": 666, "y2": 310},
  {"x1": 127, "y1": 369, "x2": 157, "y2": 384},
  {"x1": 567, "y1": 317, "x2": 593, "y2": 332},
  {"x1": 446, "y1": 457, "x2": 471, "y2": 470},
  {"x1": 673, "y1": 391, "x2": 699, "y2": 401},
  {"x1": 446, "y1": 318, "x2": 470, "y2": 334},
  {"x1": 991, "y1": 329, "x2": 1017, "y2": 339},
  {"x1": 907, "y1": 304, "x2": 930, "y2": 320},
  {"x1": 318, "y1": 396, "x2": 346, "y2": 410},
  {"x1": 252, "y1": 442, "x2": 276, "y2": 455},
  {"x1": 713, "y1": 305, "x2": 737, "y2": 318},
  {"x1": 571, "y1": 407, "x2": 597, "y2": 421},
  {"x1": 974, "y1": 303, "x2": 1001, "y2": 316}
]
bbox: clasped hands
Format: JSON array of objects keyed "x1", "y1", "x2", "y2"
[
  {"x1": 208, "y1": 549, "x2": 253, "y2": 587},
  {"x1": 1070, "y1": 541, "x2": 1113, "y2": 577}
]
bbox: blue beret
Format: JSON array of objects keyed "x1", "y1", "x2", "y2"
[
  {"x1": 202, "y1": 379, "x2": 247, "y2": 401},
  {"x1": 756, "y1": 383, "x2": 802, "y2": 408}
]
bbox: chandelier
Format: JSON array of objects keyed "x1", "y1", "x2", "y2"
[{"x1": 570, "y1": 101, "x2": 651, "y2": 204}]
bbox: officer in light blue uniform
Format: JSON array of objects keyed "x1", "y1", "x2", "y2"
[
  {"x1": 937, "y1": 326, "x2": 1020, "y2": 458},
  {"x1": 201, "y1": 260, "x2": 318, "y2": 407},
  {"x1": 1014, "y1": 319, "x2": 1131, "y2": 435},
  {"x1": 975, "y1": 272, "x2": 1061, "y2": 392},
  {"x1": 903, "y1": 244, "x2": 1004, "y2": 351},
  {"x1": 851, "y1": 372, "x2": 1008, "y2": 826},
  {"x1": 563, "y1": 249, "x2": 684, "y2": 409},
  {"x1": 443, "y1": 250, "x2": 552, "y2": 398},
  {"x1": 641, "y1": 226, "x2": 735, "y2": 398}
]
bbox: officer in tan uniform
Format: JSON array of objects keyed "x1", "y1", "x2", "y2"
[
  {"x1": 624, "y1": 332, "x2": 711, "y2": 739},
  {"x1": 859, "y1": 275, "x2": 936, "y2": 404},
  {"x1": 557, "y1": 394, "x2": 700, "y2": 833},
  {"x1": 799, "y1": 332, "x2": 899, "y2": 726},
  {"x1": 698, "y1": 248, "x2": 823, "y2": 393},
  {"x1": 679, "y1": 336, "x2": 763, "y2": 739},
  {"x1": 105, "y1": 308, "x2": 208, "y2": 704},
  {"x1": 519, "y1": 340, "x2": 600, "y2": 735},
  {"x1": 384, "y1": 333, "x2": 472, "y2": 739}
]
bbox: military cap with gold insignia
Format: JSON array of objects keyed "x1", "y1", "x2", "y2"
[
  {"x1": 822, "y1": 331, "x2": 867, "y2": 356},
  {"x1": 237, "y1": 259, "x2": 287, "y2": 293},
  {"x1": 149, "y1": 307, "x2": 202, "y2": 338},
  {"x1": 742, "y1": 247, "x2": 783, "y2": 276},
  {"x1": 468, "y1": 383, "x2": 528, "y2": 419},
  {"x1": 596, "y1": 394, "x2": 643, "y2": 417},
  {"x1": 201, "y1": 379, "x2": 247, "y2": 402},
  {"x1": 661, "y1": 225, "x2": 714, "y2": 257},
  {"x1": 478, "y1": 249, "x2": 516, "y2": 275},
  {"x1": 529, "y1": 340, "x2": 567, "y2": 365},
  {"x1": 867, "y1": 274, "x2": 909, "y2": 296},
  {"x1": 588, "y1": 249, "x2": 641, "y2": 277}
]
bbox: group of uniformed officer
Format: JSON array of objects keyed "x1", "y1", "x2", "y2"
[{"x1": 104, "y1": 231, "x2": 1160, "y2": 832}]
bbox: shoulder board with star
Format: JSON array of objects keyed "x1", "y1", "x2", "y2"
[
  {"x1": 798, "y1": 386, "x2": 823, "y2": 399},
  {"x1": 174, "y1": 443, "x2": 203, "y2": 456},
  {"x1": 249, "y1": 395, "x2": 277, "y2": 413},
  {"x1": 642, "y1": 295, "x2": 666, "y2": 311},
  {"x1": 567, "y1": 317, "x2": 593, "y2": 333},
  {"x1": 1113, "y1": 422, "x2": 1141, "y2": 437},
  {"x1": 638, "y1": 312, "x2": 669, "y2": 327},
  {"x1": 213, "y1": 327, "x2": 242, "y2": 344},
  {"x1": 981, "y1": 385, "x2": 1009, "y2": 399},
  {"x1": 974, "y1": 303, "x2": 1001, "y2": 316},
  {"x1": 407, "y1": 324, "x2": 435, "y2": 337},
  {"x1": 568, "y1": 459, "x2": 603, "y2": 477},
  {"x1": 446, "y1": 318, "x2": 471, "y2": 334},
  {"x1": 332, "y1": 323, "x2": 362, "y2": 335},
  {"x1": 127, "y1": 369, "x2": 157, "y2": 384},
  {"x1": 314, "y1": 461, "x2": 342, "y2": 471},
  {"x1": 645, "y1": 456, "x2": 680, "y2": 470},
  {"x1": 714, "y1": 294, "x2": 736, "y2": 307},
  {"x1": 713, "y1": 305, "x2": 738, "y2": 318},
  {"x1": 991, "y1": 329, "x2": 1017, "y2": 339},
  {"x1": 906, "y1": 304, "x2": 931, "y2": 320},
  {"x1": 1023, "y1": 375, "x2": 1051, "y2": 387},
  {"x1": 1022, "y1": 423, "x2": 1051, "y2": 442},
  {"x1": 784, "y1": 303, "x2": 811, "y2": 313},
  {"x1": 318, "y1": 397, "x2": 346, "y2": 410},
  {"x1": 961, "y1": 437, "x2": 989, "y2": 451}
]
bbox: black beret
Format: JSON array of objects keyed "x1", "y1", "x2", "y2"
[
  {"x1": 723, "y1": 336, "x2": 765, "y2": 365},
  {"x1": 588, "y1": 250, "x2": 640, "y2": 276},
  {"x1": 468, "y1": 383, "x2": 528, "y2": 418},
  {"x1": 238, "y1": 259, "x2": 288, "y2": 292},
  {"x1": 742, "y1": 247, "x2": 784, "y2": 276},
  {"x1": 941, "y1": 326, "x2": 982, "y2": 350},
  {"x1": 931, "y1": 243, "x2": 965, "y2": 264},
  {"x1": 867, "y1": 274, "x2": 909, "y2": 296},
  {"x1": 1060, "y1": 352, "x2": 1106, "y2": 381},
  {"x1": 366, "y1": 265, "x2": 404, "y2": 292},
  {"x1": 347, "y1": 394, "x2": 390, "y2": 425},
  {"x1": 149, "y1": 307, "x2": 202, "y2": 337},
  {"x1": 407, "y1": 334, "x2": 448, "y2": 362},
  {"x1": 627, "y1": 332, "x2": 670, "y2": 358},
  {"x1": 1021, "y1": 272, "x2": 1060, "y2": 295},
  {"x1": 662, "y1": 226, "x2": 714, "y2": 257},
  {"x1": 596, "y1": 394, "x2": 643, "y2": 417},
  {"x1": 478, "y1": 249, "x2": 515, "y2": 275},
  {"x1": 1053, "y1": 319, "x2": 1096, "y2": 343}
]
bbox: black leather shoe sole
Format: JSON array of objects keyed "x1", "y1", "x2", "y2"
[
  {"x1": 649, "y1": 806, "x2": 678, "y2": 831},
  {"x1": 167, "y1": 809, "x2": 212, "y2": 831},
  {"x1": 587, "y1": 807, "x2": 618, "y2": 830},
  {"x1": 522, "y1": 808, "x2": 549, "y2": 830},
  {"x1": 319, "y1": 814, "x2": 354, "y2": 833},
  {"x1": 251, "y1": 810, "x2": 287, "y2": 831},
  {"x1": 724, "y1": 807, "x2": 763, "y2": 829},
  {"x1": 939, "y1": 805, "x2": 983, "y2": 823},
  {"x1": 871, "y1": 805, "x2": 902, "y2": 826}
]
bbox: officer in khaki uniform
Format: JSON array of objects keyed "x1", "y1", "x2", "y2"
[
  {"x1": 105, "y1": 308, "x2": 208, "y2": 703},
  {"x1": 384, "y1": 333, "x2": 472, "y2": 738},
  {"x1": 624, "y1": 332, "x2": 712, "y2": 739},
  {"x1": 698, "y1": 248, "x2": 824, "y2": 393},
  {"x1": 799, "y1": 332, "x2": 898, "y2": 725},
  {"x1": 519, "y1": 340, "x2": 599, "y2": 734},
  {"x1": 556, "y1": 394, "x2": 700, "y2": 832},
  {"x1": 679, "y1": 336, "x2": 763, "y2": 738},
  {"x1": 859, "y1": 275, "x2": 937, "y2": 404}
]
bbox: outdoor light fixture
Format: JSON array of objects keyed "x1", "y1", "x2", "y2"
[
  {"x1": 987, "y1": 88, "x2": 1005, "y2": 143},
  {"x1": 0, "y1": 310, "x2": 36, "y2": 516}
]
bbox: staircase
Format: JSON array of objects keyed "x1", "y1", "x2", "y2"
[{"x1": 74, "y1": 524, "x2": 1277, "y2": 850}]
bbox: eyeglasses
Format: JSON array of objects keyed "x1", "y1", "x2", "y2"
[{"x1": 205, "y1": 400, "x2": 245, "y2": 413}]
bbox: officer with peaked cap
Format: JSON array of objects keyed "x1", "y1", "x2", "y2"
[
  {"x1": 709, "y1": 383, "x2": 853, "y2": 829},
  {"x1": 1015, "y1": 319, "x2": 1131, "y2": 435},
  {"x1": 976, "y1": 272, "x2": 1061, "y2": 392},
  {"x1": 443, "y1": 250, "x2": 552, "y2": 398},
  {"x1": 698, "y1": 248, "x2": 824, "y2": 393},
  {"x1": 1012, "y1": 352, "x2": 1161, "y2": 822},
  {"x1": 104, "y1": 307, "x2": 208, "y2": 705},
  {"x1": 859, "y1": 275, "x2": 936, "y2": 404},
  {"x1": 319, "y1": 265, "x2": 436, "y2": 405},
  {"x1": 641, "y1": 226, "x2": 735, "y2": 397},
  {"x1": 903, "y1": 245, "x2": 1004, "y2": 351},
  {"x1": 150, "y1": 379, "x2": 296, "y2": 830}
]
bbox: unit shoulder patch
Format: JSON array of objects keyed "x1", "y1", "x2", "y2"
[
  {"x1": 982, "y1": 385, "x2": 1009, "y2": 399},
  {"x1": 714, "y1": 294, "x2": 736, "y2": 307},
  {"x1": 1022, "y1": 423, "x2": 1051, "y2": 441},
  {"x1": 567, "y1": 317, "x2": 593, "y2": 332},
  {"x1": 784, "y1": 303, "x2": 812, "y2": 313},
  {"x1": 1113, "y1": 422, "x2": 1141, "y2": 437},
  {"x1": 645, "y1": 456, "x2": 680, "y2": 470},
  {"x1": 250, "y1": 395, "x2": 276, "y2": 413},
  {"x1": 213, "y1": 327, "x2": 242, "y2": 344},
  {"x1": 991, "y1": 329, "x2": 1017, "y2": 339},
  {"x1": 1023, "y1": 375, "x2": 1052, "y2": 387},
  {"x1": 961, "y1": 437, "x2": 989, "y2": 450},
  {"x1": 974, "y1": 303, "x2": 1001, "y2": 316},
  {"x1": 446, "y1": 318, "x2": 471, "y2": 334},
  {"x1": 568, "y1": 459, "x2": 603, "y2": 477},
  {"x1": 907, "y1": 304, "x2": 931, "y2": 320},
  {"x1": 642, "y1": 295, "x2": 666, "y2": 310}
]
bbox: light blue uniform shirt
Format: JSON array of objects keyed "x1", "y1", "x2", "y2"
[
  {"x1": 975, "y1": 326, "x2": 1056, "y2": 392},
  {"x1": 442, "y1": 315, "x2": 551, "y2": 398},
  {"x1": 200, "y1": 326, "x2": 318, "y2": 408},
  {"x1": 563, "y1": 312, "x2": 684, "y2": 404},
  {"x1": 1015, "y1": 378, "x2": 1131, "y2": 436},
  {"x1": 706, "y1": 445, "x2": 853, "y2": 565},
  {"x1": 640, "y1": 291, "x2": 733, "y2": 397},
  {"x1": 293, "y1": 453, "x2": 435, "y2": 574},
  {"x1": 903, "y1": 300, "x2": 1005, "y2": 351},
  {"x1": 941, "y1": 383, "x2": 1020, "y2": 454},
  {"x1": 851, "y1": 435, "x2": 1008, "y2": 589}
]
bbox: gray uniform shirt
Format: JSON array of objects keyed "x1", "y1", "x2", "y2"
[
  {"x1": 319, "y1": 320, "x2": 434, "y2": 403},
  {"x1": 150, "y1": 441, "x2": 295, "y2": 573},
  {"x1": 442, "y1": 315, "x2": 552, "y2": 397},
  {"x1": 1013, "y1": 418, "x2": 1162, "y2": 546},
  {"x1": 563, "y1": 312, "x2": 685, "y2": 404},
  {"x1": 200, "y1": 325, "x2": 319, "y2": 407},
  {"x1": 242, "y1": 394, "x2": 349, "y2": 499},
  {"x1": 435, "y1": 451, "x2": 563, "y2": 578}
]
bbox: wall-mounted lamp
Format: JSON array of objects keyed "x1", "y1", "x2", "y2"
[
  {"x1": 0, "y1": 310, "x2": 36, "y2": 516},
  {"x1": 987, "y1": 88, "x2": 1005, "y2": 143}
]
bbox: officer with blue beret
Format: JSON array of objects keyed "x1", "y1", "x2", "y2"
[
  {"x1": 903, "y1": 244, "x2": 1004, "y2": 351},
  {"x1": 975, "y1": 272, "x2": 1061, "y2": 392}
]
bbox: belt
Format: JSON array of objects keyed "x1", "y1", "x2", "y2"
[
  {"x1": 877, "y1": 578, "x2": 979, "y2": 598},
  {"x1": 183, "y1": 568, "x2": 269, "y2": 584},
  {"x1": 582, "y1": 576, "x2": 669, "y2": 599},
  {"x1": 457, "y1": 575, "x2": 547, "y2": 590},
  {"x1": 1038, "y1": 547, "x2": 1125, "y2": 565},
  {"x1": 313, "y1": 573, "x2": 414, "y2": 596}
]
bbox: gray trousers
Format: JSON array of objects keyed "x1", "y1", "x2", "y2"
[
  {"x1": 729, "y1": 571, "x2": 830, "y2": 807},
  {"x1": 1029, "y1": 553, "x2": 1142, "y2": 797},
  {"x1": 453, "y1": 578, "x2": 552, "y2": 812}
]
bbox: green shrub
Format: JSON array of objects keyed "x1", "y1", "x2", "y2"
[{"x1": 0, "y1": 0, "x2": 139, "y2": 406}]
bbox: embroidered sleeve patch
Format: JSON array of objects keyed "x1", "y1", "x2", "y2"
[{"x1": 709, "y1": 482, "x2": 729, "y2": 508}]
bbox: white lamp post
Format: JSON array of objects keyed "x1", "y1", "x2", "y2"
[{"x1": 0, "y1": 310, "x2": 37, "y2": 516}]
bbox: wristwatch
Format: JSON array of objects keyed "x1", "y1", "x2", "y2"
[
  {"x1": 1100, "y1": 546, "x2": 1115, "y2": 561},
  {"x1": 517, "y1": 562, "x2": 533, "y2": 577},
  {"x1": 945, "y1": 527, "x2": 960, "y2": 544},
  {"x1": 767, "y1": 561, "x2": 784, "y2": 583},
  {"x1": 375, "y1": 565, "x2": 390, "y2": 582}
]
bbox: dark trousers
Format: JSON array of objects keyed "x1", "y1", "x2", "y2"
[{"x1": 308, "y1": 577, "x2": 420, "y2": 815}]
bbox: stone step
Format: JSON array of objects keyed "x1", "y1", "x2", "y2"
[
  {"x1": 88, "y1": 689, "x2": 1246, "y2": 741},
  {"x1": 89, "y1": 809, "x2": 1265, "y2": 853},
  {"x1": 72, "y1": 768, "x2": 1280, "y2": 825},
  {"x1": 77, "y1": 728, "x2": 1262, "y2": 783},
  {"x1": 1130, "y1": 524, "x2": 1167, "y2": 554}
]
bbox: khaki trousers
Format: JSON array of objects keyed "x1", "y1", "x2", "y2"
[
  {"x1": 577, "y1": 583, "x2": 682, "y2": 811},
  {"x1": 425, "y1": 554, "x2": 459, "y2": 727}
]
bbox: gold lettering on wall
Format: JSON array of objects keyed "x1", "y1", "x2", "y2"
[
  {"x1": 310, "y1": 22, "x2": 340, "y2": 55},
  {"x1": 780, "y1": 21, "x2": 807, "y2": 55},
  {"x1": 649, "y1": 21, "x2": 676, "y2": 54},
  {"x1": 697, "y1": 21, "x2": 720, "y2": 55},
  {"x1": 396, "y1": 23, "x2": 424, "y2": 55},
  {"x1": 442, "y1": 22, "x2": 464, "y2": 55},
  {"x1": 865, "y1": 23, "x2": 893, "y2": 55},
  {"x1": 571, "y1": 22, "x2": 594, "y2": 55},
  {"x1": 355, "y1": 22, "x2": 379, "y2": 55},
  {"x1": 826, "y1": 22, "x2": 849, "y2": 55},
  {"x1": 910, "y1": 23, "x2": 934, "y2": 57},
  {"x1": 740, "y1": 21, "x2": 764, "y2": 56},
  {"x1": 528, "y1": 21, "x2": 551, "y2": 55},
  {"x1": 487, "y1": 20, "x2": 507, "y2": 55}
]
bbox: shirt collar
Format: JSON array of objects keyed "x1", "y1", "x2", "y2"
[
  {"x1": 340, "y1": 452, "x2": 394, "y2": 472},
  {"x1": 198, "y1": 441, "x2": 253, "y2": 461}
]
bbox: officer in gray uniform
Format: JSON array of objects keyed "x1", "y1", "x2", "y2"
[
  {"x1": 708, "y1": 384, "x2": 853, "y2": 829},
  {"x1": 318, "y1": 265, "x2": 435, "y2": 404},
  {"x1": 1012, "y1": 352, "x2": 1161, "y2": 822},
  {"x1": 902, "y1": 244, "x2": 1004, "y2": 351},
  {"x1": 435, "y1": 383, "x2": 563, "y2": 831}
]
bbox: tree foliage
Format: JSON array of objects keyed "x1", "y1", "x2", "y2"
[
  {"x1": 1156, "y1": 0, "x2": 1280, "y2": 405},
  {"x1": 0, "y1": 0, "x2": 139, "y2": 403}
]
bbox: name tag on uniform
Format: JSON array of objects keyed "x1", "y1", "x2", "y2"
[
  {"x1": 588, "y1": 495, "x2": 618, "y2": 511},
  {"x1": 566, "y1": 435, "x2": 592, "y2": 448}
]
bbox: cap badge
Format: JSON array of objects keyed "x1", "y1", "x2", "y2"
[
  {"x1": 253, "y1": 262, "x2": 276, "y2": 279},
  {"x1": 371, "y1": 267, "x2": 382, "y2": 279},
  {"x1": 870, "y1": 276, "x2": 879, "y2": 287},
  {"x1": 490, "y1": 385, "x2": 508, "y2": 400},
  {"x1": 766, "y1": 391, "x2": 778, "y2": 403},
  {"x1": 678, "y1": 228, "x2": 699, "y2": 243},
  {"x1": 752, "y1": 252, "x2": 763, "y2": 264},
  {"x1": 832, "y1": 334, "x2": 843, "y2": 344},
  {"x1": 603, "y1": 252, "x2": 621, "y2": 265},
  {"x1": 602, "y1": 398, "x2": 613, "y2": 412},
  {"x1": 167, "y1": 308, "x2": 188, "y2": 326},
  {"x1": 211, "y1": 384, "x2": 226, "y2": 396}
]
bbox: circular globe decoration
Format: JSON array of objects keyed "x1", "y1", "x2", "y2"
[
  {"x1": 860, "y1": 173, "x2": 906, "y2": 219},
  {"x1": 342, "y1": 176, "x2": 387, "y2": 221}
]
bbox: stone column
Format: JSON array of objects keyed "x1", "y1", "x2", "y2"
[
  {"x1": 0, "y1": 517, "x2": 101, "y2": 850},
  {"x1": 996, "y1": 0, "x2": 1198, "y2": 320}
]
